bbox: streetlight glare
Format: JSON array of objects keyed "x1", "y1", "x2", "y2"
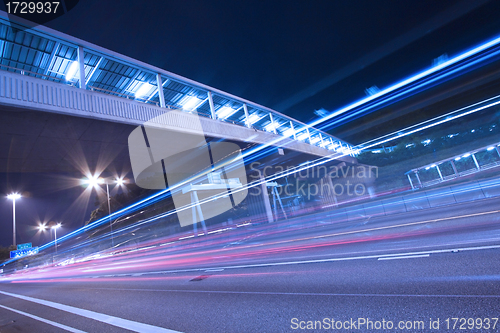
[
  {"x1": 7, "y1": 193, "x2": 21, "y2": 200},
  {"x1": 82, "y1": 174, "x2": 103, "y2": 188},
  {"x1": 38, "y1": 223, "x2": 47, "y2": 231},
  {"x1": 82, "y1": 175, "x2": 127, "y2": 187},
  {"x1": 81, "y1": 174, "x2": 127, "y2": 248},
  {"x1": 52, "y1": 223, "x2": 61, "y2": 229}
]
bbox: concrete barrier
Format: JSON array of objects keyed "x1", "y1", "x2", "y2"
[
  {"x1": 478, "y1": 178, "x2": 500, "y2": 198},
  {"x1": 403, "y1": 192, "x2": 430, "y2": 211},
  {"x1": 328, "y1": 177, "x2": 500, "y2": 223},
  {"x1": 450, "y1": 182, "x2": 485, "y2": 202},
  {"x1": 382, "y1": 197, "x2": 407, "y2": 215},
  {"x1": 425, "y1": 187, "x2": 456, "y2": 207},
  {"x1": 363, "y1": 201, "x2": 386, "y2": 217},
  {"x1": 347, "y1": 205, "x2": 366, "y2": 222}
]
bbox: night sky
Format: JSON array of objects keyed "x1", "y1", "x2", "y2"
[
  {"x1": 41, "y1": 0, "x2": 500, "y2": 119},
  {"x1": 1, "y1": 0, "x2": 500, "y2": 247}
]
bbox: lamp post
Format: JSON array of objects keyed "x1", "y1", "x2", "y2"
[
  {"x1": 82, "y1": 176, "x2": 126, "y2": 247},
  {"x1": 7, "y1": 193, "x2": 21, "y2": 247},
  {"x1": 52, "y1": 223, "x2": 61, "y2": 254}
]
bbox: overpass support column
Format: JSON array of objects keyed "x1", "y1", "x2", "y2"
[
  {"x1": 269, "y1": 113, "x2": 277, "y2": 134},
  {"x1": 77, "y1": 46, "x2": 86, "y2": 90},
  {"x1": 450, "y1": 160, "x2": 458, "y2": 177},
  {"x1": 414, "y1": 171, "x2": 422, "y2": 187},
  {"x1": 260, "y1": 175, "x2": 274, "y2": 223},
  {"x1": 472, "y1": 154, "x2": 480, "y2": 170},
  {"x1": 243, "y1": 104, "x2": 251, "y2": 128},
  {"x1": 435, "y1": 165, "x2": 443, "y2": 180},
  {"x1": 290, "y1": 121, "x2": 297, "y2": 140},
  {"x1": 156, "y1": 74, "x2": 166, "y2": 108},
  {"x1": 208, "y1": 91, "x2": 216, "y2": 120},
  {"x1": 407, "y1": 174, "x2": 414, "y2": 190}
]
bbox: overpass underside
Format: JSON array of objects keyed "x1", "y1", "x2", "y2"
[{"x1": 0, "y1": 70, "x2": 356, "y2": 175}]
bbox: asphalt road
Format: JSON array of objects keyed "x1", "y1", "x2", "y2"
[{"x1": 1, "y1": 196, "x2": 500, "y2": 332}]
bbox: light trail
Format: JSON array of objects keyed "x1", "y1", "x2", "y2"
[
  {"x1": 4, "y1": 204, "x2": 500, "y2": 282},
  {"x1": 12, "y1": 34, "x2": 500, "y2": 262}
]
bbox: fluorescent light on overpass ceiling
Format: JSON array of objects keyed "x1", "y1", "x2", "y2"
[
  {"x1": 462, "y1": 153, "x2": 471, "y2": 158},
  {"x1": 265, "y1": 122, "x2": 282, "y2": 132},
  {"x1": 487, "y1": 146, "x2": 495, "y2": 151},
  {"x1": 297, "y1": 132, "x2": 309, "y2": 141},
  {"x1": 216, "y1": 106, "x2": 236, "y2": 119},
  {"x1": 247, "y1": 114, "x2": 262, "y2": 124},
  {"x1": 65, "y1": 61, "x2": 79, "y2": 81},
  {"x1": 455, "y1": 157, "x2": 461, "y2": 161},
  {"x1": 134, "y1": 82, "x2": 155, "y2": 98},
  {"x1": 310, "y1": 136, "x2": 320, "y2": 144},
  {"x1": 283, "y1": 128, "x2": 294, "y2": 137},
  {"x1": 181, "y1": 96, "x2": 204, "y2": 110}
]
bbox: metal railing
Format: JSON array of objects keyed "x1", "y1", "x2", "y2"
[{"x1": 405, "y1": 142, "x2": 500, "y2": 189}]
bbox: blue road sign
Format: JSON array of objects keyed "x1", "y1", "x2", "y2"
[
  {"x1": 10, "y1": 247, "x2": 39, "y2": 259},
  {"x1": 17, "y1": 243, "x2": 32, "y2": 250}
]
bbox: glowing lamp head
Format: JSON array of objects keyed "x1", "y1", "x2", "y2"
[
  {"x1": 7, "y1": 193, "x2": 21, "y2": 200},
  {"x1": 115, "y1": 177, "x2": 125, "y2": 186},
  {"x1": 82, "y1": 175, "x2": 103, "y2": 188},
  {"x1": 38, "y1": 223, "x2": 47, "y2": 231},
  {"x1": 52, "y1": 223, "x2": 61, "y2": 230}
]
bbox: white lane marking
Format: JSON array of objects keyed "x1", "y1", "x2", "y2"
[
  {"x1": 137, "y1": 243, "x2": 500, "y2": 275},
  {"x1": 77, "y1": 287, "x2": 500, "y2": 299},
  {"x1": 0, "y1": 304, "x2": 87, "y2": 333},
  {"x1": 378, "y1": 254, "x2": 430, "y2": 260},
  {"x1": 0, "y1": 290, "x2": 182, "y2": 333},
  {"x1": 204, "y1": 269, "x2": 224, "y2": 272}
]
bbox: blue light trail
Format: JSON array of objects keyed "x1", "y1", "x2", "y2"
[{"x1": 8, "y1": 33, "x2": 500, "y2": 264}]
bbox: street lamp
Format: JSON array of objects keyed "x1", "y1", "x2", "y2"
[
  {"x1": 38, "y1": 223, "x2": 48, "y2": 243},
  {"x1": 82, "y1": 175, "x2": 126, "y2": 247},
  {"x1": 52, "y1": 223, "x2": 61, "y2": 254},
  {"x1": 7, "y1": 193, "x2": 21, "y2": 247}
]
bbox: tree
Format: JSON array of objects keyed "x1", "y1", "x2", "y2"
[
  {"x1": 85, "y1": 184, "x2": 153, "y2": 226},
  {"x1": 0, "y1": 245, "x2": 16, "y2": 260}
]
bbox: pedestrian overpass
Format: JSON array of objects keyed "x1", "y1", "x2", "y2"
[{"x1": 0, "y1": 11, "x2": 356, "y2": 173}]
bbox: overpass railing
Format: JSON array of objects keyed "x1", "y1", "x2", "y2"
[{"x1": 405, "y1": 142, "x2": 500, "y2": 189}]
